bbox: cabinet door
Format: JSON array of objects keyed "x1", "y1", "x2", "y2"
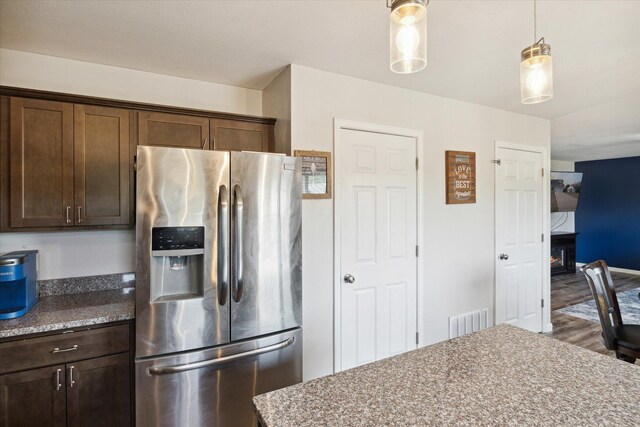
[
  {"x1": 211, "y1": 119, "x2": 272, "y2": 152},
  {"x1": 9, "y1": 98, "x2": 74, "y2": 228},
  {"x1": 138, "y1": 111, "x2": 209, "y2": 149},
  {"x1": 0, "y1": 365, "x2": 67, "y2": 427},
  {"x1": 74, "y1": 105, "x2": 132, "y2": 226},
  {"x1": 66, "y1": 353, "x2": 130, "y2": 427}
]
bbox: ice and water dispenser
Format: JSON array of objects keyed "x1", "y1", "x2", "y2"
[{"x1": 150, "y1": 227, "x2": 205, "y2": 302}]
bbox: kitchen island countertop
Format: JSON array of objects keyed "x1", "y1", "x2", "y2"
[
  {"x1": 0, "y1": 288, "x2": 134, "y2": 339},
  {"x1": 253, "y1": 324, "x2": 640, "y2": 426}
]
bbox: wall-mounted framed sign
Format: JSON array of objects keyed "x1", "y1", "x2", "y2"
[
  {"x1": 294, "y1": 150, "x2": 332, "y2": 199},
  {"x1": 446, "y1": 150, "x2": 476, "y2": 204}
]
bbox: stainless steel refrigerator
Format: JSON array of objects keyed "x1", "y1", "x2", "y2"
[{"x1": 135, "y1": 146, "x2": 302, "y2": 427}]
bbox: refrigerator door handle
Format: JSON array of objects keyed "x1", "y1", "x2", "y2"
[
  {"x1": 232, "y1": 184, "x2": 244, "y2": 303},
  {"x1": 147, "y1": 336, "x2": 295, "y2": 375},
  {"x1": 217, "y1": 185, "x2": 229, "y2": 305}
]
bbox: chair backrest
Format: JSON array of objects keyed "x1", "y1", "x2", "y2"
[{"x1": 580, "y1": 260, "x2": 623, "y2": 350}]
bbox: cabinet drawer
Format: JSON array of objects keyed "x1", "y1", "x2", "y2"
[{"x1": 0, "y1": 324, "x2": 129, "y2": 374}]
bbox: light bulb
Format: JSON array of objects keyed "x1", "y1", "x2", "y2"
[
  {"x1": 520, "y1": 52, "x2": 553, "y2": 104},
  {"x1": 390, "y1": 0, "x2": 427, "y2": 74},
  {"x1": 400, "y1": 15, "x2": 417, "y2": 25},
  {"x1": 396, "y1": 24, "x2": 420, "y2": 55},
  {"x1": 525, "y1": 65, "x2": 548, "y2": 92}
]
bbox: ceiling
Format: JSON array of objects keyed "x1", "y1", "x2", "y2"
[{"x1": 1, "y1": 0, "x2": 638, "y2": 161}]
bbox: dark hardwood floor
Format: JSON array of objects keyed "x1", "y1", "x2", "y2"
[{"x1": 549, "y1": 270, "x2": 640, "y2": 364}]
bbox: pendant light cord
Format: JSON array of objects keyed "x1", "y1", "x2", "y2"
[{"x1": 533, "y1": 0, "x2": 537, "y2": 44}]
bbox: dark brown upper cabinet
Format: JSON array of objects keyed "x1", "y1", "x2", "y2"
[
  {"x1": 0, "y1": 86, "x2": 276, "y2": 232},
  {"x1": 138, "y1": 111, "x2": 210, "y2": 149},
  {"x1": 9, "y1": 98, "x2": 74, "y2": 228},
  {"x1": 138, "y1": 112, "x2": 274, "y2": 152},
  {"x1": 211, "y1": 118, "x2": 273, "y2": 152},
  {"x1": 74, "y1": 105, "x2": 132, "y2": 226},
  {"x1": 3, "y1": 98, "x2": 133, "y2": 231}
]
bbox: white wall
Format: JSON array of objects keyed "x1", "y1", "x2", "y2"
[
  {"x1": 550, "y1": 160, "x2": 576, "y2": 233},
  {"x1": 0, "y1": 49, "x2": 262, "y2": 115},
  {"x1": 289, "y1": 65, "x2": 550, "y2": 380},
  {"x1": 0, "y1": 231, "x2": 135, "y2": 280},
  {"x1": 0, "y1": 49, "x2": 262, "y2": 280}
]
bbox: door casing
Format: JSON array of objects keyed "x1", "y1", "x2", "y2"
[
  {"x1": 333, "y1": 119, "x2": 425, "y2": 373},
  {"x1": 494, "y1": 140, "x2": 551, "y2": 333}
]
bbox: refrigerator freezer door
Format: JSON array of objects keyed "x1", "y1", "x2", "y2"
[
  {"x1": 135, "y1": 328, "x2": 302, "y2": 427},
  {"x1": 136, "y1": 147, "x2": 231, "y2": 358},
  {"x1": 230, "y1": 152, "x2": 302, "y2": 341}
]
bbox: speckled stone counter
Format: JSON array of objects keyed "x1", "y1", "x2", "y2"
[
  {"x1": 253, "y1": 324, "x2": 640, "y2": 426},
  {"x1": 0, "y1": 275, "x2": 135, "y2": 339}
]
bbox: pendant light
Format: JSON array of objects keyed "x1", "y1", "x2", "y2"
[
  {"x1": 389, "y1": 0, "x2": 428, "y2": 74},
  {"x1": 520, "y1": 0, "x2": 554, "y2": 104}
]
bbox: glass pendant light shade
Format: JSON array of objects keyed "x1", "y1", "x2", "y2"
[
  {"x1": 520, "y1": 43, "x2": 553, "y2": 104},
  {"x1": 390, "y1": 0, "x2": 427, "y2": 74}
]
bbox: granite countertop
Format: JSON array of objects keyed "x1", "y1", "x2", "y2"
[
  {"x1": 253, "y1": 324, "x2": 640, "y2": 426},
  {"x1": 0, "y1": 276, "x2": 135, "y2": 339}
]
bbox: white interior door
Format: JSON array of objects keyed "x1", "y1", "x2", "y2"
[
  {"x1": 495, "y1": 146, "x2": 543, "y2": 332},
  {"x1": 338, "y1": 129, "x2": 417, "y2": 371}
]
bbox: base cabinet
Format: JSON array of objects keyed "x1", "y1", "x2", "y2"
[
  {"x1": 66, "y1": 354, "x2": 131, "y2": 427},
  {"x1": 0, "y1": 365, "x2": 67, "y2": 427},
  {"x1": 0, "y1": 323, "x2": 131, "y2": 427}
]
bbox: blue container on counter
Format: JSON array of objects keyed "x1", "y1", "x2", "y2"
[{"x1": 0, "y1": 250, "x2": 38, "y2": 319}]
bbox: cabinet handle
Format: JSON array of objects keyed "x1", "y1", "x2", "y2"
[
  {"x1": 77, "y1": 206, "x2": 82, "y2": 223},
  {"x1": 202, "y1": 137, "x2": 209, "y2": 150},
  {"x1": 69, "y1": 365, "x2": 75, "y2": 388},
  {"x1": 55, "y1": 368, "x2": 62, "y2": 391},
  {"x1": 66, "y1": 206, "x2": 71, "y2": 224},
  {"x1": 52, "y1": 345, "x2": 78, "y2": 353}
]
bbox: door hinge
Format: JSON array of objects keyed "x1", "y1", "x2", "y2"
[
  {"x1": 541, "y1": 299, "x2": 544, "y2": 308},
  {"x1": 541, "y1": 168, "x2": 544, "y2": 177},
  {"x1": 416, "y1": 332, "x2": 419, "y2": 345},
  {"x1": 415, "y1": 245, "x2": 419, "y2": 257},
  {"x1": 415, "y1": 157, "x2": 419, "y2": 170},
  {"x1": 541, "y1": 233, "x2": 544, "y2": 243},
  {"x1": 491, "y1": 159, "x2": 501, "y2": 166}
]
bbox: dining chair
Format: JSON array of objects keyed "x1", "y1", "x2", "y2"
[{"x1": 580, "y1": 260, "x2": 640, "y2": 364}]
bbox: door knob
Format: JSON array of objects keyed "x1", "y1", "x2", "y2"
[
  {"x1": 499, "y1": 253, "x2": 509, "y2": 260},
  {"x1": 343, "y1": 274, "x2": 356, "y2": 284}
]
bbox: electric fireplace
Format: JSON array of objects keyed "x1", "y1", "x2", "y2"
[{"x1": 550, "y1": 232, "x2": 577, "y2": 276}]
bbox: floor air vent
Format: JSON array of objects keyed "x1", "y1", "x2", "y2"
[{"x1": 449, "y1": 308, "x2": 490, "y2": 339}]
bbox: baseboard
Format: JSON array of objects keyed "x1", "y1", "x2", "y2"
[
  {"x1": 576, "y1": 262, "x2": 640, "y2": 276},
  {"x1": 608, "y1": 266, "x2": 640, "y2": 276},
  {"x1": 543, "y1": 322, "x2": 553, "y2": 333}
]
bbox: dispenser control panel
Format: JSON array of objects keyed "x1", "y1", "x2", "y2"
[{"x1": 152, "y1": 227, "x2": 205, "y2": 251}]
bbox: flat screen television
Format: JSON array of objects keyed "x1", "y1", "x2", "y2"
[{"x1": 550, "y1": 171, "x2": 583, "y2": 212}]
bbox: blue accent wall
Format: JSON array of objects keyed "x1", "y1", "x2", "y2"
[{"x1": 575, "y1": 156, "x2": 640, "y2": 270}]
